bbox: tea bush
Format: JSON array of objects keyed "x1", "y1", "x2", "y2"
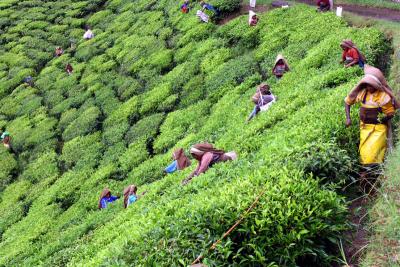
[{"x1": 0, "y1": 1, "x2": 390, "y2": 266}]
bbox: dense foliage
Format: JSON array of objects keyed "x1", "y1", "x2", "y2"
[{"x1": 0, "y1": 0, "x2": 389, "y2": 266}]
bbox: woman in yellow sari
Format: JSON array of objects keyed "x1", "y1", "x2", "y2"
[{"x1": 344, "y1": 74, "x2": 397, "y2": 165}]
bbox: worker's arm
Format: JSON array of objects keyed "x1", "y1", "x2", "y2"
[
  {"x1": 345, "y1": 59, "x2": 358, "y2": 68},
  {"x1": 187, "y1": 162, "x2": 201, "y2": 179},
  {"x1": 345, "y1": 102, "x2": 352, "y2": 127}
]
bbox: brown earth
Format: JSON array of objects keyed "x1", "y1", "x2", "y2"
[
  {"x1": 296, "y1": 0, "x2": 400, "y2": 22},
  {"x1": 220, "y1": 0, "x2": 400, "y2": 25}
]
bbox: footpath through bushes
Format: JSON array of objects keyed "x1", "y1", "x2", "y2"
[{"x1": 0, "y1": 0, "x2": 390, "y2": 265}]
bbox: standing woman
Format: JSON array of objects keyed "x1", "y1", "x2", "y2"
[{"x1": 344, "y1": 75, "x2": 397, "y2": 166}]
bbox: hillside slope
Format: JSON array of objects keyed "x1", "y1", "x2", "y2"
[{"x1": 0, "y1": 0, "x2": 390, "y2": 266}]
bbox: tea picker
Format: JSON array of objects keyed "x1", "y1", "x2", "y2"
[
  {"x1": 340, "y1": 39, "x2": 366, "y2": 68},
  {"x1": 65, "y1": 63, "x2": 73, "y2": 75},
  {"x1": 317, "y1": 0, "x2": 333, "y2": 12},
  {"x1": 55, "y1": 46, "x2": 64, "y2": 57},
  {"x1": 246, "y1": 83, "x2": 276, "y2": 122},
  {"x1": 98, "y1": 188, "x2": 119, "y2": 209},
  {"x1": 200, "y1": 1, "x2": 219, "y2": 15},
  {"x1": 123, "y1": 185, "x2": 147, "y2": 208},
  {"x1": 182, "y1": 143, "x2": 237, "y2": 185},
  {"x1": 181, "y1": 0, "x2": 190, "y2": 13},
  {"x1": 23, "y1": 76, "x2": 34, "y2": 87},
  {"x1": 272, "y1": 54, "x2": 290, "y2": 79},
  {"x1": 83, "y1": 26, "x2": 94, "y2": 40},
  {"x1": 344, "y1": 72, "x2": 398, "y2": 189},
  {"x1": 0, "y1": 130, "x2": 15, "y2": 153},
  {"x1": 248, "y1": 10, "x2": 259, "y2": 26},
  {"x1": 196, "y1": 10, "x2": 209, "y2": 23}
]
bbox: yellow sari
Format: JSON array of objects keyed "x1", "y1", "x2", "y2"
[{"x1": 346, "y1": 89, "x2": 395, "y2": 165}]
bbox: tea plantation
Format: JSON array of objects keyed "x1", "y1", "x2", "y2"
[{"x1": 0, "y1": 0, "x2": 390, "y2": 265}]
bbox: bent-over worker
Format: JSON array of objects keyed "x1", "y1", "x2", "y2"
[
  {"x1": 164, "y1": 148, "x2": 191, "y2": 174},
  {"x1": 182, "y1": 143, "x2": 237, "y2": 185},
  {"x1": 181, "y1": 0, "x2": 190, "y2": 13},
  {"x1": 200, "y1": 1, "x2": 219, "y2": 15},
  {"x1": 65, "y1": 63, "x2": 73, "y2": 75},
  {"x1": 55, "y1": 47, "x2": 64, "y2": 57},
  {"x1": 0, "y1": 131, "x2": 14, "y2": 152},
  {"x1": 98, "y1": 188, "x2": 119, "y2": 209},
  {"x1": 317, "y1": 0, "x2": 332, "y2": 11},
  {"x1": 196, "y1": 10, "x2": 209, "y2": 23},
  {"x1": 249, "y1": 11, "x2": 259, "y2": 26},
  {"x1": 340, "y1": 39, "x2": 365, "y2": 68},
  {"x1": 83, "y1": 27, "x2": 94, "y2": 40}
]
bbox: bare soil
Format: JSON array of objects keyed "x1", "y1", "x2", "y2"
[
  {"x1": 220, "y1": 0, "x2": 400, "y2": 25},
  {"x1": 342, "y1": 196, "x2": 370, "y2": 266},
  {"x1": 296, "y1": 0, "x2": 400, "y2": 22}
]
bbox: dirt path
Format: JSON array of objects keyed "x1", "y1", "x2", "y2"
[
  {"x1": 342, "y1": 196, "x2": 370, "y2": 267},
  {"x1": 296, "y1": 0, "x2": 400, "y2": 22},
  {"x1": 220, "y1": 0, "x2": 400, "y2": 25}
]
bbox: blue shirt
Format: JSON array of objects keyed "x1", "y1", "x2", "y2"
[
  {"x1": 165, "y1": 160, "x2": 178, "y2": 174},
  {"x1": 127, "y1": 195, "x2": 137, "y2": 207},
  {"x1": 100, "y1": 196, "x2": 118, "y2": 209}
]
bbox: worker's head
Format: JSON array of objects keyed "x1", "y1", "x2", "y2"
[
  {"x1": 340, "y1": 40, "x2": 354, "y2": 51},
  {"x1": 200, "y1": 1, "x2": 205, "y2": 6},
  {"x1": 224, "y1": 151, "x2": 237, "y2": 161},
  {"x1": 257, "y1": 83, "x2": 270, "y2": 94},
  {"x1": 364, "y1": 84, "x2": 377, "y2": 94}
]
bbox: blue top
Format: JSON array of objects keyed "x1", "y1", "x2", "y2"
[
  {"x1": 100, "y1": 196, "x2": 118, "y2": 209},
  {"x1": 127, "y1": 195, "x2": 137, "y2": 207},
  {"x1": 165, "y1": 160, "x2": 178, "y2": 174}
]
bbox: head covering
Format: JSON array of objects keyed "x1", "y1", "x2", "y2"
[
  {"x1": 249, "y1": 10, "x2": 257, "y2": 25},
  {"x1": 173, "y1": 148, "x2": 191, "y2": 170},
  {"x1": 273, "y1": 54, "x2": 290, "y2": 71},
  {"x1": 224, "y1": 151, "x2": 237, "y2": 160},
  {"x1": 190, "y1": 143, "x2": 225, "y2": 161},
  {"x1": 98, "y1": 188, "x2": 111, "y2": 209},
  {"x1": 256, "y1": 83, "x2": 270, "y2": 94},
  {"x1": 123, "y1": 185, "x2": 137, "y2": 208},
  {"x1": 340, "y1": 39, "x2": 366, "y2": 63},
  {"x1": 347, "y1": 67, "x2": 400, "y2": 109}
]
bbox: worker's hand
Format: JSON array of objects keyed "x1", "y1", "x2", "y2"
[{"x1": 345, "y1": 118, "x2": 352, "y2": 127}]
